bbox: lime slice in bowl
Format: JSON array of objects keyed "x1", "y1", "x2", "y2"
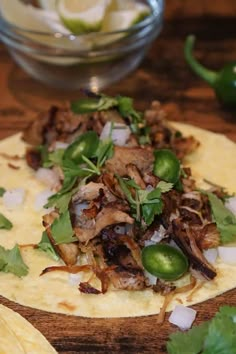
[
  {"x1": 37, "y1": 0, "x2": 57, "y2": 11},
  {"x1": 57, "y1": 0, "x2": 110, "y2": 34},
  {"x1": 102, "y1": 3, "x2": 151, "y2": 32}
]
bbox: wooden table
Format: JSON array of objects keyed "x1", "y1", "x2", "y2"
[{"x1": 0, "y1": 1, "x2": 236, "y2": 353}]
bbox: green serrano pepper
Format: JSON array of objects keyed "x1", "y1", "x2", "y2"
[{"x1": 185, "y1": 35, "x2": 236, "y2": 107}]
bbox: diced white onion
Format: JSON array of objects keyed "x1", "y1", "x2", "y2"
[
  {"x1": 68, "y1": 273, "x2": 83, "y2": 286},
  {"x1": 169, "y1": 212, "x2": 179, "y2": 222},
  {"x1": 74, "y1": 202, "x2": 89, "y2": 216},
  {"x1": 3, "y1": 188, "x2": 25, "y2": 209},
  {"x1": 144, "y1": 240, "x2": 156, "y2": 247},
  {"x1": 34, "y1": 189, "x2": 54, "y2": 211},
  {"x1": 144, "y1": 270, "x2": 157, "y2": 285},
  {"x1": 100, "y1": 122, "x2": 131, "y2": 146},
  {"x1": 114, "y1": 225, "x2": 126, "y2": 234},
  {"x1": 225, "y1": 197, "x2": 236, "y2": 216},
  {"x1": 54, "y1": 141, "x2": 69, "y2": 150},
  {"x1": 182, "y1": 192, "x2": 201, "y2": 201},
  {"x1": 146, "y1": 185, "x2": 154, "y2": 192},
  {"x1": 218, "y1": 246, "x2": 236, "y2": 265},
  {"x1": 203, "y1": 248, "x2": 218, "y2": 264},
  {"x1": 35, "y1": 168, "x2": 60, "y2": 189},
  {"x1": 150, "y1": 225, "x2": 166, "y2": 243},
  {"x1": 169, "y1": 305, "x2": 197, "y2": 330},
  {"x1": 169, "y1": 240, "x2": 180, "y2": 250}
]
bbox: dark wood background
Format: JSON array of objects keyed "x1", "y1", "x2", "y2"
[{"x1": 0, "y1": 1, "x2": 236, "y2": 353}]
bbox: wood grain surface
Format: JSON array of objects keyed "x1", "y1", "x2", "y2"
[{"x1": 0, "y1": 1, "x2": 236, "y2": 353}]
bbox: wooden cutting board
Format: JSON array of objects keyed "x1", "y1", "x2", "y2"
[{"x1": 0, "y1": 1, "x2": 235, "y2": 352}]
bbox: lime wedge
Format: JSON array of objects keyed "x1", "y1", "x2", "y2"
[
  {"x1": 57, "y1": 0, "x2": 110, "y2": 34},
  {"x1": 37, "y1": 0, "x2": 57, "y2": 11},
  {"x1": 102, "y1": 3, "x2": 150, "y2": 32},
  {"x1": 110, "y1": 0, "x2": 137, "y2": 11}
]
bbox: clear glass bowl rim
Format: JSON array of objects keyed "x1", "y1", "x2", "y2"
[{"x1": 0, "y1": 0, "x2": 164, "y2": 39}]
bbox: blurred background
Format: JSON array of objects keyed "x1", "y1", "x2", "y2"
[{"x1": 0, "y1": 0, "x2": 235, "y2": 138}]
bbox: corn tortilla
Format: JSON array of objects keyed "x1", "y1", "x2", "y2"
[{"x1": 0, "y1": 123, "x2": 235, "y2": 318}]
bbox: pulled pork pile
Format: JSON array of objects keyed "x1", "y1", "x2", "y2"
[{"x1": 23, "y1": 98, "x2": 221, "y2": 295}]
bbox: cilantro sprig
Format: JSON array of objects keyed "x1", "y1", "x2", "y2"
[
  {"x1": 0, "y1": 213, "x2": 13, "y2": 230},
  {"x1": 0, "y1": 244, "x2": 28, "y2": 277},
  {"x1": 0, "y1": 187, "x2": 6, "y2": 197},
  {"x1": 71, "y1": 94, "x2": 150, "y2": 144},
  {"x1": 167, "y1": 306, "x2": 236, "y2": 354},
  {"x1": 51, "y1": 210, "x2": 77, "y2": 244},
  {"x1": 37, "y1": 231, "x2": 59, "y2": 261},
  {"x1": 116, "y1": 176, "x2": 173, "y2": 225},
  {"x1": 44, "y1": 133, "x2": 114, "y2": 212},
  {"x1": 206, "y1": 192, "x2": 236, "y2": 244}
]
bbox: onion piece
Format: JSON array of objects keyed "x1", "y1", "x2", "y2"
[
  {"x1": 74, "y1": 202, "x2": 89, "y2": 217},
  {"x1": 144, "y1": 240, "x2": 156, "y2": 247},
  {"x1": 54, "y1": 141, "x2": 69, "y2": 150},
  {"x1": 34, "y1": 189, "x2": 54, "y2": 211},
  {"x1": 203, "y1": 248, "x2": 218, "y2": 265},
  {"x1": 35, "y1": 168, "x2": 60, "y2": 189},
  {"x1": 3, "y1": 188, "x2": 25, "y2": 209},
  {"x1": 68, "y1": 273, "x2": 83, "y2": 286},
  {"x1": 150, "y1": 225, "x2": 166, "y2": 243},
  {"x1": 218, "y1": 246, "x2": 236, "y2": 265},
  {"x1": 144, "y1": 270, "x2": 157, "y2": 285},
  {"x1": 100, "y1": 122, "x2": 131, "y2": 146},
  {"x1": 169, "y1": 305, "x2": 197, "y2": 330},
  {"x1": 114, "y1": 225, "x2": 126, "y2": 234},
  {"x1": 225, "y1": 197, "x2": 236, "y2": 216}
]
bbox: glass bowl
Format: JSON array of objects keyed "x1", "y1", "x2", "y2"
[{"x1": 0, "y1": 0, "x2": 164, "y2": 91}]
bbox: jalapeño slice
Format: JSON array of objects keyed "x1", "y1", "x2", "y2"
[
  {"x1": 64, "y1": 131, "x2": 99, "y2": 164},
  {"x1": 153, "y1": 149, "x2": 180, "y2": 184},
  {"x1": 142, "y1": 244, "x2": 188, "y2": 281}
]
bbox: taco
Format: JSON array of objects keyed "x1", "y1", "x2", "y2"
[
  {"x1": 0, "y1": 304, "x2": 57, "y2": 353},
  {"x1": 0, "y1": 95, "x2": 235, "y2": 318}
]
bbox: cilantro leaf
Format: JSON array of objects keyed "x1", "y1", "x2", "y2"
[
  {"x1": 45, "y1": 190, "x2": 73, "y2": 213},
  {"x1": 71, "y1": 94, "x2": 150, "y2": 144},
  {"x1": 156, "y1": 181, "x2": 173, "y2": 193},
  {"x1": 218, "y1": 306, "x2": 236, "y2": 319},
  {"x1": 0, "y1": 213, "x2": 13, "y2": 230},
  {"x1": 167, "y1": 321, "x2": 209, "y2": 354},
  {"x1": 37, "y1": 231, "x2": 59, "y2": 261},
  {"x1": 96, "y1": 138, "x2": 114, "y2": 168},
  {"x1": 51, "y1": 210, "x2": 77, "y2": 244},
  {"x1": 142, "y1": 200, "x2": 163, "y2": 225},
  {"x1": 116, "y1": 176, "x2": 169, "y2": 225},
  {"x1": 71, "y1": 96, "x2": 118, "y2": 114},
  {"x1": 207, "y1": 192, "x2": 236, "y2": 244},
  {"x1": 0, "y1": 245, "x2": 28, "y2": 277},
  {"x1": 203, "y1": 313, "x2": 236, "y2": 354},
  {"x1": 43, "y1": 149, "x2": 65, "y2": 168},
  {"x1": 167, "y1": 306, "x2": 236, "y2": 354},
  {"x1": 0, "y1": 187, "x2": 6, "y2": 197}
]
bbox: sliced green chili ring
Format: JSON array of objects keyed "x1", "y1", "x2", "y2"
[
  {"x1": 153, "y1": 149, "x2": 180, "y2": 184},
  {"x1": 142, "y1": 244, "x2": 188, "y2": 281},
  {"x1": 63, "y1": 131, "x2": 99, "y2": 164}
]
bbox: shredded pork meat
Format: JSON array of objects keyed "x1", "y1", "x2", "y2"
[{"x1": 23, "y1": 97, "x2": 224, "y2": 294}]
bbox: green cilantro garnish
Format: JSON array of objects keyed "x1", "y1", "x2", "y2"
[
  {"x1": 0, "y1": 187, "x2": 6, "y2": 197},
  {"x1": 206, "y1": 192, "x2": 236, "y2": 244},
  {"x1": 51, "y1": 210, "x2": 77, "y2": 245},
  {"x1": 71, "y1": 94, "x2": 150, "y2": 144},
  {"x1": 37, "y1": 231, "x2": 59, "y2": 261},
  {"x1": 0, "y1": 213, "x2": 13, "y2": 230},
  {"x1": 43, "y1": 149, "x2": 65, "y2": 168},
  {"x1": 0, "y1": 244, "x2": 28, "y2": 277},
  {"x1": 167, "y1": 306, "x2": 236, "y2": 354},
  {"x1": 116, "y1": 176, "x2": 173, "y2": 225},
  {"x1": 45, "y1": 135, "x2": 114, "y2": 212}
]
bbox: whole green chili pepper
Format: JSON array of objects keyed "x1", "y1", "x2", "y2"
[{"x1": 184, "y1": 35, "x2": 236, "y2": 107}]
